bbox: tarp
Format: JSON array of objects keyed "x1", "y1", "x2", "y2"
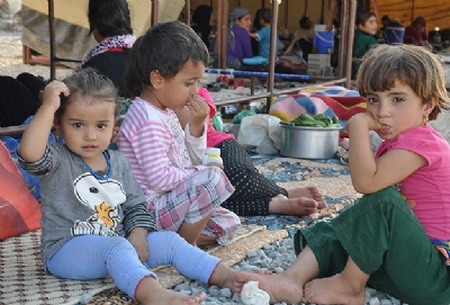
[{"x1": 21, "y1": 0, "x2": 185, "y2": 66}]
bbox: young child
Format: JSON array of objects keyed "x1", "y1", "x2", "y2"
[
  {"x1": 177, "y1": 87, "x2": 326, "y2": 217},
  {"x1": 234, "y1": 44, "x2": 450, "y2": 305},
  {"x1": 117, "y1": 21, "x2": 240, "y2": 247},
  {"x1": 352, "y1": 11, "x2": 378, "y2": 79},
  {"x1": 250, "y1": 8, "x2": 278, "y2": 60},
  {"x1": 17, "y1": 69, "x2": 239, "y2": 305}
]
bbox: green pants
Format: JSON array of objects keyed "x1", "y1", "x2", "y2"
[{"x1": 295, "y1": 187, "x2": 450, "y2": 305}]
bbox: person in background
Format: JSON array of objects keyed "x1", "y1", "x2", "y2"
[
  {"x1": 352, "y1": 11, "x2": 378, "y2": 79},
  {"x1": 377, "y1": 14, "x2": 391, "y2": 41},
  {"x1": 234, "y1": 44, "x2": 450, "y2": 305},
  {"x1": 326, "y1": 0, "x2": 380, "y2": 32},
  {"x1": 251, "y1": 8, "x2": 264, "y2": 56},
  {"x1": 82, "y1": 0, "x2": 136, "y2": 97},
  {"x1": 225, "y1": 7, "x2": 253, "y2": 69},
  {"x1": 284, "y1": 16, "x2": 314, "y2": 61},
  {"x1": 0, "y1": 73, "x2": 43, "y2": 127},
  {"x1": 191, "y1": 4, "x2": 213, "y2": 50},
  {"x1": 403, "y1": 16, "x2": 432, "y2": 50},
  {"x1": 177, "y1": 87, "x2": 326, "y2": 217},
  {"x1": 118, "y1": 21, "x2": 240, "y2": 247},
  {"x1": 250, "y1": 8, "x2": 278, "y2": 60},
  {"x1": 0, "y1": 0, "x2": 134, "y2": 128},
  {"x1": 17, "y1": 68, "x2": 242, "y2": 305}
]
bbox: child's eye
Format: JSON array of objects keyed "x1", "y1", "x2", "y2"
[
  {"x1": 73, "y1": 122, "x2": 83, "y2": 128},
  {"x1": 393, "y1": 97, "x2": 405, "y2": 103},
  {"x1": 186, "y1": 80, "x2": 200, "y2": 87},
  {"x1": 366, "y1": 97, "x2": 378, "y2": 104},
  {"x1": 97, "y1": 124, "x2": 107, "y2": 130}
]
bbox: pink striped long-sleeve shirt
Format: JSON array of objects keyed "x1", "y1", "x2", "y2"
[{"x1": 118, "y1": 98, "x2": 207, "y2": 206}]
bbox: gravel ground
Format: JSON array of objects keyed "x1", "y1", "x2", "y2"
[{"x1": 0, "y1": 28, "x2": 407, "y2": 305}]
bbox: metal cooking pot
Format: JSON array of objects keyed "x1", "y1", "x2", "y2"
[{"x1": 280, "y1": 125, "x2": 341, "y2": 159}]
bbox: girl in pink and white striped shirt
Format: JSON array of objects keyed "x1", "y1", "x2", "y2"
[{"x1": 118, "y1": 21, "x2": 240, "y2": 247}]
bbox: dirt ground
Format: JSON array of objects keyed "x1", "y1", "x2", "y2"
[{"x1": 0, "y1": 29, "x2": 72, "y2": 79}]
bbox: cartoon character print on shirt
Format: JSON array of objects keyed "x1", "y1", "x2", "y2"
[{"x1": 71, "y1": 173, "x2": 126, "y2": 237}]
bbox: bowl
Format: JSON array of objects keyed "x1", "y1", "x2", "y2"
[{"x1": 280, "y1": 125, "x2": 341, "y2": 159}]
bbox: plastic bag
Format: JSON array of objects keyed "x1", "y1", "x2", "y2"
[{"x1": 237, "y1": 114, "x2": 281, "y2": 155}]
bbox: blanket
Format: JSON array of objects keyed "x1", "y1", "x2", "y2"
[{"x1": 269, "y1": 85, "x2": 367, "y2": 131}]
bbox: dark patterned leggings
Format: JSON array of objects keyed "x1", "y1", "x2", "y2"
[{"x1": 216, "y1": 139, "x2": 288, "y2": 216}]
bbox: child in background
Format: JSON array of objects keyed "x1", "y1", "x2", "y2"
[
  {"x1": 235, "y1": 44, "x2": 450, "y2": 305},
  {"x1": 352, "y1": 11, "x2": 378, "y2": 79},
  {"x1": 177, "y1": 87, "x2": 325, "y2": 217},
  {"x1": 250, "y1": 8, "x2": 278, "y2": 60},
  {"x1": 118, "y1": 21, "x2": 240, "y2": 247},
  {"x1": 17, "y1": 69, "x2": 240, "y2": 305}
]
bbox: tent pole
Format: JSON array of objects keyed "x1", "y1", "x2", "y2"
[
  {"x1": 47, "y1": 0, "x2": 55, "y2": 81},
  {"x1": 151, "y1": 0, "x2": 159, "y2": 26},
  {"x1": 266, "y1": 0, "x2": 280, "y2": 111}
]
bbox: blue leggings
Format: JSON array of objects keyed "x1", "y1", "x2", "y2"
[{"x1": 46, "y1": 231, "x2": 220, "y2": 299}]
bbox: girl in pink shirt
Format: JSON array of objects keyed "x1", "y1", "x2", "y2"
[
  {"x1": 118, "y1": 21, "x2": 240, "y2": 247},
  {"x1": 235, "y1": 44, "x2": 450, "y2": 305}
]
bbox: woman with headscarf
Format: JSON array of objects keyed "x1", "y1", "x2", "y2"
[{"x1": 226, "y1": 7, "x2": 253, "y2": 69}]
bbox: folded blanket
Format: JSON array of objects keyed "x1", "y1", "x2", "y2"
[{"x1": 269, "y1": 86, "x2": 367, "y2": 128}]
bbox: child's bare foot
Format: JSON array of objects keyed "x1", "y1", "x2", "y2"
[
  {"x1": 288, "y1": 185, "x2": 327, "y2": 208},
  {"x1": 304, "y1": 274, "x2": 365, "y2": 305},
  {"x1": 209, "y1": 263, "x2": 273, "y2": 292},
  {"x1": 269, "y1": 194, "x2": 320, "y2": 216},
  {"x1": 136, "y1": 276, "x2": 206, "y2": 305},
  {"x1": 234, "y1": 271, "x2": 303, "y2": 304}
]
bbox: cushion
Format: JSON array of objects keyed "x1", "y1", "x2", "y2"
[{"x1": 0, "y1": 141, "x2": 41, "y2": 240}]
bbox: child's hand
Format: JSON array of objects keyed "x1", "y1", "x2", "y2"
[
  {"x1": 187, "y1": 95, "x2": 209, "y2": 137},
  {"x1": 347, "y1": 112, "x2": 380, "y2": 131},
  {"x1": 127, "y1": 227, "x2": 149, "y2": 262},
  {"x1": 40, "y1": 80, "x2": 70, "y2": 113},
  {"x1": 188, "y1": 95, "x2": 209, "y2": 125}
]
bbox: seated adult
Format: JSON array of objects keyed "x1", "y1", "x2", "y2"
[
  {"x1": 0, "y1": 0, "x2": 135, "y2": 128},
  {"x1": 284, "y1": 16, "x2": 314, "y2": 61},
  {"x1": 82, "y1": 0, "x2": 135, "y2": 97},
  {"x1": 0, "y1": 73, "x2": 44, "y2": 127},
  {"x1": 403, "y1": 16, "x2": 432, "y2": 49},
  {"x1": 225, "y1": 7, "x2": 253, "y2": 69},
  {"x1": 191, "y1": 4, "x2": 214, "y2": 51}
]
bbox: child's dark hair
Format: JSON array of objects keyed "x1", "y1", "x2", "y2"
[
  {"x1": 88, "y1": 0, "x2": 133, "y2": 37},
  {"x1": 258, "y1": 8, "x2": 271, "y2": 24},
  {"x1": 356, "y1": 11, "x2": 376, "y2": 26},
  {"x1": 357, "y1": 44, "x2": 450, "y2": 121},
  {"x1": 125, "y1": 21, "x2": 209, "y2": 98},
  {"x1": 55, "y1": 68, "x2": 118, "y2": 120},
  {"x1": 299, "y1": 16, "x2": 312, "y2": 30}
]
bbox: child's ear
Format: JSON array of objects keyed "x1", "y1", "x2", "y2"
[{"x1": 149, "y1": 70, "x2": 164, "y2": 89}]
